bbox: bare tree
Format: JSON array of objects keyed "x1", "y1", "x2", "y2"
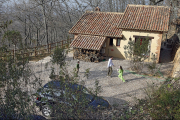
[
  {"x1": 150, "y1": 0, "x2": 164, "y2": 5},
  {"x1": 1, "y1": 0, "x2": 174, "y2": 49}
]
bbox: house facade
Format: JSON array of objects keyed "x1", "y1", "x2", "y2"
[{"x1": 69, "y1": 4, "x2": 170, "y2": 63}]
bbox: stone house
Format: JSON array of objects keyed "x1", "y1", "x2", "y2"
[{"x1": 69, "y1": 4, "x2": 170, "y2": 63}]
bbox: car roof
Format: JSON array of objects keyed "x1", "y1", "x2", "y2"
[{"x1": 45, "y1": 80, "x2": 85, "y2": 91}]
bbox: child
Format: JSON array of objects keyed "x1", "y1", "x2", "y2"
[
  {"x1": 76, "y1": 60, "x2": 80, "y2": 75},
  {"x1": 118, "y1": 66, "x2": 125, "y2": 82}
]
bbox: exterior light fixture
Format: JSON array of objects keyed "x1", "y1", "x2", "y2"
[{"x1": 129, "y1": 36, "x2": 132, "y2": 41}]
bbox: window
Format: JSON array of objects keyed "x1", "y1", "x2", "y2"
[
  {"x1": 100, "y1": 49, "x2": 105, "y2": 53},
  {"x1": 103, "y1": 43, "x2": 106, "y2": 47},
  {"x1": 135, "y1": 38, "x2": 143, "y2": 45},
  {"x1": 116, "y1": 39, "x2": 121, "y2": 46},
  {"x1": 109, "y1": 38, "x2": 113, "y2": 46},
  {"x1": 133, "y1": 36, "x2": 152, "y2": 56}
]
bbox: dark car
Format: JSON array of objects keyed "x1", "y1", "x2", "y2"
[{"x1": 35, "y1": 80, "x2": 111, "y2": 117}]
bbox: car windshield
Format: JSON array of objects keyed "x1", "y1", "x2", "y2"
[
  {"x1": 43, "y1": 81, "x2": 94, "y2": 101},
  {"x1": 44, "y1": 81, "x2": 62, "y2": 89},
  {"x1": 82, "y1": 87, "x2": 90, "y2": 94}
]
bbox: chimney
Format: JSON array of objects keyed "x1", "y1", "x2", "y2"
[{"x1": 95, "y1": 7, "x2": 100, "y2": 12}]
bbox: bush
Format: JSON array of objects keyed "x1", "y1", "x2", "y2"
[
  {"x1": 124, "y1": 37, "x2": 150, "y2": 73},
  {"x1": 133, "y1": 78, "x2": 180, "y2": 119},
  {"x1": 51, "y1": 47, "x2": 67, "y2": 68}
]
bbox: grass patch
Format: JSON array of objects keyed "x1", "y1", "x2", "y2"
[{"x1": 128, "y1": 67, "x2": 164, "y2": 78}]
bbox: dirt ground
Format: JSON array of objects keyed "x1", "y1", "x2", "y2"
[{"x1": 28, "y1": 51, "x2": 173, "y2": 110}]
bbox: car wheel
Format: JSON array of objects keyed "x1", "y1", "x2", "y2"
[{"x1": 42, "y1": 105, "x2": 54, "y2": 117}]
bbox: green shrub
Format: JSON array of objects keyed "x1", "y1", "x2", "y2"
[
  {"x1": 147, "y1": 89, "x2": 180, "y2": 119},
  {"x1": 134, "y1": 79, "x2": 180, "y2": 119},
  {"x1": 124, "y1": 37, "x2": 151, "y2": 73}
]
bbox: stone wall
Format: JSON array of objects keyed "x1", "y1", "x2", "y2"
[{"x1": 172, "y1": 47, "x2": 180, "y2": 78}]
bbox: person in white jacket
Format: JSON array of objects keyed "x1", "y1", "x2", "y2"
[{"x1": 107, "y1": 57, "x2": 114, "y2": 77}]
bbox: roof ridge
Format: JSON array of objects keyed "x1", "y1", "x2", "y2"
[
  {"x1": 128, "y1": 4, "x2": 170, "y2": 8},
  {"x1": 86, "y1": 10, "x2": 123, "y2": 14}
]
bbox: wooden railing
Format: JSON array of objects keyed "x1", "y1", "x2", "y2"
[{"x1": 0, "y1": 38, "x2": 73, "y2": 59}]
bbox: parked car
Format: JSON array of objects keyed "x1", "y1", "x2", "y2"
[{"x1": 35, "y1": 80, "x2": 111, "y2": 117}]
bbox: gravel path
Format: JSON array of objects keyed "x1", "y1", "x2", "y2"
[
  {"x1": 28, "y1": 51, "x2": 168, "y2": 109},
  {"x1": 65, "y1": 52, "x2": 166, "y2": 108}
]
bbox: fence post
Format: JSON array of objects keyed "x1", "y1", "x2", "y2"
[
  {"x1": 61, "y1": 41, "x2": 63, "y2": 48},
  {"x1": 67, "y1": 39, "x2": 69, "y2": 48},
  {"x1": 49, "y1": 43, "x2": 51, "y2": 53},
  {"x1": 35, "y1": 47, "x2": 37, "y2": 56},
  {"x1": 47, "y1": 44, "x2": 49, "y2": 53},
  {"x1": 12, "y1": 49, "x2": 14, "y2": 60}
]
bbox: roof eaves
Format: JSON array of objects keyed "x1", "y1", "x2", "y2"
[
  {"x1": 70, "y1": 32, "x2": 123, "y2": 38},
  {"x1": 98, "y1": 38, "x2": 106, "y2": 51},
  {"x1": 71, "y1": 35, "x2": 107, "y2": 51}
]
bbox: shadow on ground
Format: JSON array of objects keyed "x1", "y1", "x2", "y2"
[
  {"x1": 159, "y1": 49, "x2": 172, "y2": 63},
  {"x1": 85, "y1": 70, "x2": 134, "y2": 80},
  {"x1": 103, "y1": 96, "x2": 129, "y2": 109},
  {"x1": 125, "y1": 77, "x2": 145, "y2": 82}
]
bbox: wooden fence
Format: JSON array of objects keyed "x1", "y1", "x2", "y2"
[{"x1": 1, "y1": 38, "x2": 73, "y2": 59}]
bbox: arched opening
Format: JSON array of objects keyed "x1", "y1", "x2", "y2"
[{"x1": 171, "y1": 34, "x2": 180, "y2": 61}]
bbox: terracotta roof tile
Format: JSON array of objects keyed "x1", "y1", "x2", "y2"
[
  {"x1": 117, "y1": 4, "x2": 171, "y2": 32},
  {"x1": 69, "y1": 11, "x2": 123, "y2": 37},
  {"x1": 70, "y1": 35, "x2": 106, "y2": 50}
]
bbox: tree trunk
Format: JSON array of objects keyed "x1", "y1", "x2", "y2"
[
  {"x1": 37, "y1": 28, "x2": 39, "y2": 46},
  {"x1": 40, "y1": 0, "x2": 49, "y2": 46},
  {"x1": 109, "y1": 0, "x2": 112, "y2": 12},
  {"x1": 25, "y1": 18, "x2": 27, "y2": 46},
  {"x1": 29, "y1": 26, "x2": 31, "y2": 46},
  {"x1": 116, "y1": 0, "x2": 118, "y2": 12}
]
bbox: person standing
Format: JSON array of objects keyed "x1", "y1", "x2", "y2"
[
  {"x1": 118, "y1": 66, "x2": 125, "y2": 82},
  {"x1": 76, "y1": 60, "x2": 80, "y2": 75},
  {"x1": 107, "y1": 57, "x2": 114, "y2": 77}
]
